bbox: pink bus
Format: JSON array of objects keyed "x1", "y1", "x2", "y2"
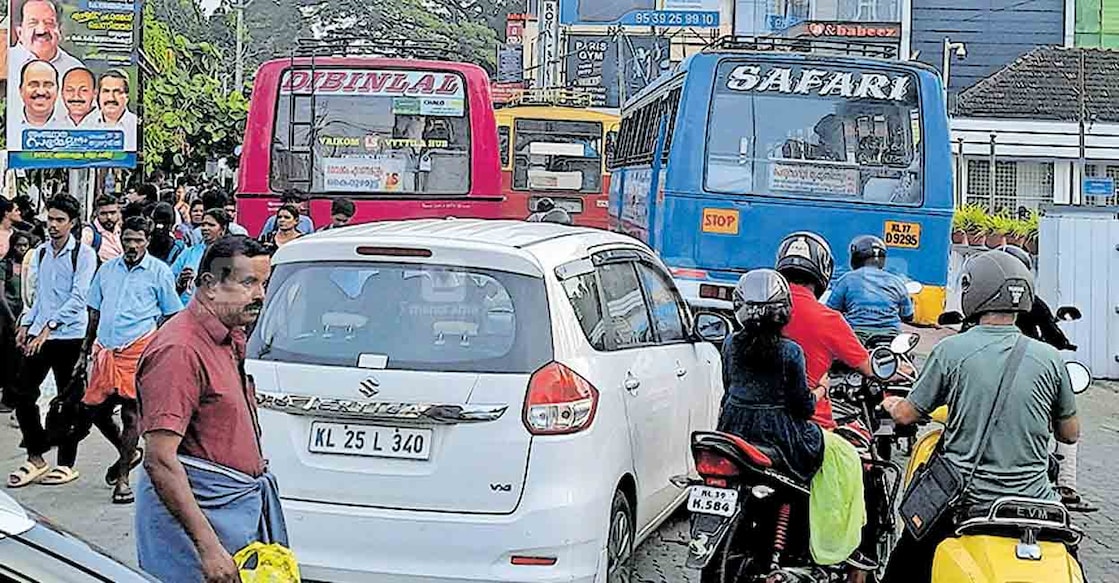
[{"x1": 237, "y1": 56, "x2": 505, "y2": 234}]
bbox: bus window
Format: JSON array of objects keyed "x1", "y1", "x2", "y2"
[
  {"x1": 271, "y1": 69, "x2": 471, "y2": 195},
  {"x1": 512, "y1": 119, "x2": 603, "y2": 193},
  {"x1": 705, "y1": 61, "x2": 922, "y2": 205},
  {"x1": 498, "y1": 126, "x2": 511, "y2": 168}
]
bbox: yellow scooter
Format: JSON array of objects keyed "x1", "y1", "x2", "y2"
[{"x1": 899, "y1": 359, "x2": 1093, "y2": 582}]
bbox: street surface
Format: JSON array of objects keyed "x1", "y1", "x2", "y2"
[{"x1": 3, "y1": 332, "x2": 1118, "y2": 582}]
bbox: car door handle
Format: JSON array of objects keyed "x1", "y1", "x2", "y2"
[
  {"x1": 624, "y1": 374, "x2": 641, "y2": 392},
  {"x1": 676, "y1": 367, "x2": 688, "y2": 378}
]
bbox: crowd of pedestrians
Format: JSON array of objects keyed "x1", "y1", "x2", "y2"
[{"x1": 0, "y1": 179, "x2": 358, "y2": 580}]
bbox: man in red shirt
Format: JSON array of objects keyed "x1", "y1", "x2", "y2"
[
  {"x1": 135, "y1": 236, "x2": 282, "y2": 583},
  {"x1": 775, "y1": 231, "x2": 873, "y2": 429}
]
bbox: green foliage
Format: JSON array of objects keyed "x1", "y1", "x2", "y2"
[
  {"x1": 142, "y1": 3, "x2": 247, "y2": 173},
  {"x1": 303, "y1": 0, "x2": 501, "y2": 70}
]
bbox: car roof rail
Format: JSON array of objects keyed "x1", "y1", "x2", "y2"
[
  {"x1": 291, "y1": 37, "x2": 459, "y2": 61},
  {"x1": 702, "y1": 36, "x2": 897, "y2": 60}
]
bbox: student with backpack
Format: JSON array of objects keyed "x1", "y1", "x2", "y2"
[
  {"x1": 80, "y1": 195, "x2": 123, "y2": 265},
  {"x1": 8, "y1": 195, "x2": 98, "y2": 488}
]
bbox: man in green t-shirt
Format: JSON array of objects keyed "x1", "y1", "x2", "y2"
[{"x1": 879, "y1": 250, "x2": 1081, "y2": 583}]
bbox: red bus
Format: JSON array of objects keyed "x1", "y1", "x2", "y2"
[
  {"x1": 237, "y1": 56, "x2": 504, "y2": 235},
  {"x1": 494, "y1": 102, "x2": 619, "y2": 229}
]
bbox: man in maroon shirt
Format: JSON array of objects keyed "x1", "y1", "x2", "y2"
[{"x1": 134, "y1": 236, "x2": 280, "y2": 583}]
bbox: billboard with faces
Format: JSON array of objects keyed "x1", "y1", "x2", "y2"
[{"x1": 7, "y1": 0, "x2": 141, "y2": 169}]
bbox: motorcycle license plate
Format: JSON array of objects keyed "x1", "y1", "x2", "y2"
[{"x1": 687, "y1": 485, "x2": 738, "y2": 517}]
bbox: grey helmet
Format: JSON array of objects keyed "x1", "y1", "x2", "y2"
[
  {"x1": 775, "y1": 231, "x2": 834, "y2": 298},
  {"x1": 960, "y1": 250, "x2": 1035, "y2": 318},
  {"x1": 998, "y1": 245, "x2": 1033, "y2": 271},
  {"x1": 733, "y1": 269, "x2": 792, "y2": 327}
]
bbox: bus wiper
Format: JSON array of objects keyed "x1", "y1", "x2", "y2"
[{"x1": 257, "y1": 333, "x2": 276, "y2": 359}]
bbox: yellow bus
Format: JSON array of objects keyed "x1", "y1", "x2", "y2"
[{"x1": 495, "y1": 94, "x2": 620, "y2": 229}]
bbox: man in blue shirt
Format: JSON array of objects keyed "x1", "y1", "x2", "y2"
[
  {"x1": 826, "y1": 235, "x2": 914, "y2": 340},
  {"x1": 8, "y1": 194, "x2": 97, "y2": 488},
  {"x1": 80, "y1": 216, "x2": 182, "y2": 504}
]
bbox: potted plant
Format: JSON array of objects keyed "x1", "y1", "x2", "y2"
[
  {"x1": 985, "y1": 214, "x2": 1011, "y2": 249},
  {"x1": 959, "y1": 205, "x2": 987, "y2": 247},
  {"x1": 1023, "y1": 211, "x2": 1040, "y2": 254},
  {"x1": 951, "y1": 210, "x2": 968, "y2": 244},
  {"x1": 1005, "y1": 217, "x2": 1028, "y2": 247}
]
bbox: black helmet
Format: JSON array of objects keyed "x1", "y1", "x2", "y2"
[
  {"x1": 850, "y1": 235, "x2": 888, "y2": 269},
  {"x1": 775, "y1": 231, "x2": 834, "y2": 298},
  {"x1": 998, "y1": 245, "x2": 1033, "y2": 271},
  {"x1": 535, "y1": 198, "x2": 556, "y2": 213},
  {"x1": 960, "y1": 250, "x2": 1034, "y2": 319},
  {"x1": 733, "y1": 269, "x2": 792, "y2": 327}
]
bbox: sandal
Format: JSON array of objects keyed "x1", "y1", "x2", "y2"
[
  {"x1": 105, "y1": 448, "x2": 144, "y2": 486},
  {"x1": 39, "y1": 466, "x2": 80, "y2": 486},
  {"x1": 112, "y1": 483, "x2": 135, "y2": 505},
  {"x1": 7, "y1": 461, "x2": 50, "y2": 488}
]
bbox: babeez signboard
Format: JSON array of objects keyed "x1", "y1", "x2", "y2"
[{"x1": 7, "y1": 0, "x2": 141, "y2": 169}]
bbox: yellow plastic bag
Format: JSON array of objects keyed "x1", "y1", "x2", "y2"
[{"x1": 233, "y1": 542, "x2": 301, "y2": 583}]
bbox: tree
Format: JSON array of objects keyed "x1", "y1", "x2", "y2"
[
  {"x1": 208, "y1": 0, "x2": 308, "y2": 90},
  {"x1": 142, "y1": 3, "x2": 248, "y2": 172},
  {"x1": 302, "y1": 0, "x2": 501, "y2": 71}
]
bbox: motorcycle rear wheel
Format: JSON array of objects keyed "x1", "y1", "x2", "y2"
[{"x1": 700, "y1": 512, "x2": 756, "y2": 583}]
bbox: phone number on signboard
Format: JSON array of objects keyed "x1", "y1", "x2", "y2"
[{"x1": 630, "y1": 11, "x2": 717, "y2": 26}]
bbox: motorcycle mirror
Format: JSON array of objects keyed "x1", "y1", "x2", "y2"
[
  {"x1": 889, "y1": 332, "x2": 920, "y2": 355},
  {"x1": 1066, "y1": 361, "x2": 1091, "y2": 394},
  {"x1": 905, "y1": 280, "x2": 924, "y2": 295},
  {"x1": 695, "y1": 313, "x2": 732, "y2": 344},
  {"x1": 938, "y1": 311, "x2": 964, "y2": 326},
  {"x1": 869, "y1": 346, "x2": 899, "y2": 380},
  {"x1": 1056, "y1": 306, "x2": 1082, "y2": 322}
]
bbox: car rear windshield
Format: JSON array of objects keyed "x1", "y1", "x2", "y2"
[{"x1": 248, "y1": 261, "x2": 553, "y2": 373}]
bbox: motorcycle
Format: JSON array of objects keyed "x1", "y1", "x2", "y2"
[
  {"x1": 890, "y1": 344, "x2": 1092, "y2": 583},
  {"x1": 673, "y1": 342, "x2": 911, "y2": 583},
  {"x1": 831, "y1": 333, "x2": 920, "y2": 462}
]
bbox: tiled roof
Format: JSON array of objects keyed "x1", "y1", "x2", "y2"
[{"x1": 956, "y1": 46, "x2": 1119, "y2": 122}]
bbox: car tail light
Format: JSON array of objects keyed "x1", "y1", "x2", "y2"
[
  {"x1": 523, "y1": 362, "x2": 598, "y2": 435},
  {"x1": 695, "y1": 450, "x2": 739, "y2": 479}
]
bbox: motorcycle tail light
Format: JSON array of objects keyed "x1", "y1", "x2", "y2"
[{"x1": 695, "y1": 450, "x2": 739, "y2": 479}]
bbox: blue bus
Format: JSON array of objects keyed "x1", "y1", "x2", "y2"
[{"x1": 607, "y1": 39, "x2": 952, "y2": 325}]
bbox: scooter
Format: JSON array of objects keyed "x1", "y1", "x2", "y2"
[
  {"x1": 891, "y1": 346, "x2": 1092, "y2": 583},
  {"x1": 674, "y1": 342, "x2": 909, "y2": 583}
]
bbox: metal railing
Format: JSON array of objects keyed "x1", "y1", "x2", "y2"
[{"x1": 703, "y1": 35, "x2": 898, "y2": 60}]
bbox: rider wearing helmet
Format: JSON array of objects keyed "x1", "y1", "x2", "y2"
[
  {"x1": 881, "y1": 250, "x2": 1081, "y2": 583},
  {"x1": 720, "y1": 269, "x2": 823, "y2": 483},
  {"x1": 993, "y1": 245, "x2": 1091, "y2": 512},
  {"x1": 981, "y1": 245, "x2": 1076, "y2": 351},
  {"x1": 526, "y1": 198, "x2": 573, "y2": 225},
  {"x1": 826, "y1": 235, "x2": 914, "y2": 341},
  {"x1": 775, "y1": 231, "x2": 873, "y2": 430}
]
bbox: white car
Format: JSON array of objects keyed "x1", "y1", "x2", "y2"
[{"x1": 246, "y1": 219, "x2": 727, "y2": 582}]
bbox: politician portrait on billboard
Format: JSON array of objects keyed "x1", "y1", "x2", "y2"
[{"x1": 6, "y1": 0, "x2": 141, "y2": 169}]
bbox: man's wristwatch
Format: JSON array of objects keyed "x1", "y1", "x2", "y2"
[{"x1": 47, "y1": 320, "x2": 60, "y2": 331}]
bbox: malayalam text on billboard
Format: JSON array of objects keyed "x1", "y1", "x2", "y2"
[{"x1": 7, "y1": 0, "x2": 142, "y2": 169}]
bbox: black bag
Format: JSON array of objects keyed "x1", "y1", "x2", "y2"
[
  {"x1": 898, "y1": 335, "x2": 1028, "y2": 540},
  {"x1": 44, "y1": 368, "x2": 89, "y2": 447}
]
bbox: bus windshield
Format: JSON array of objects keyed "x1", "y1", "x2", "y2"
[
  {"x1": 705, "y1": 61, "x2": 922, "y2": 205},
  {"x1": 513, "y1": 119, "x2": 603, "y2": 193},
  {"x1": 271, "y1": 69, "x2": 471, "y2": 195}
]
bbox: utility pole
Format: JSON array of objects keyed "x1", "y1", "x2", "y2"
[
  {"x1": 1078, "y1": 48, "x2": 1086, "y2": 205},
  {"x1": 235, "y1": 0, "x2": 245, "y2": 91}
]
